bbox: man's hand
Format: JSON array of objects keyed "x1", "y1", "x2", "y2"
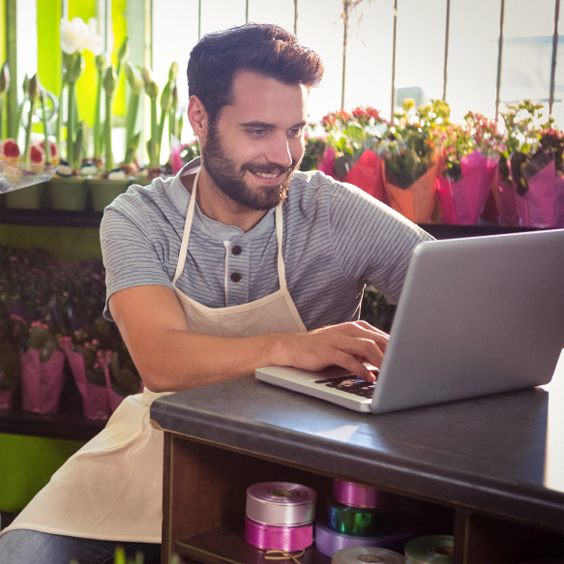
[{"x1": 275, "y1": 321, "x2": 389, "y2": 382}]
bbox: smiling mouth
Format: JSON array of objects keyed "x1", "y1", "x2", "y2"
[{"x1": 253, "y1": 171, "x2": 282, "y2": 179}]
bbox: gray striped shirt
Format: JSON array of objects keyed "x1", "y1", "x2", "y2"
[{"x1": 100, "y1": 161, "x2": 433, "y2": 330}]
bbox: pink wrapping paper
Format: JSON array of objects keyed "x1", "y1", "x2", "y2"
[
  {"x1": 65, "y1": 350, "x2": 110, "y2": 420},
  {"x1": 437, "y1": 151, "x2": 497, "y2": 225},
  {"x1": 20, "y1": 348, "x2": 66, "y2": 414},
  {"x1": 344, "y1": 149, "x2": 387, "y2": 204},
  {"x1": 517, "y1": 160, "x2": 557, "y2": 228},
  {"x1": 496, "y1": 176, "x2": 521, "y2": 227},
  {"x1": 554, "y1": 176, "x2": 564, "y2": 227},
  {"x1": 318, "y1": 146, "x2": 336, "y2": 177},
  {"x1": 170, "y1": 135, "x2": 183, "y2": 175}
]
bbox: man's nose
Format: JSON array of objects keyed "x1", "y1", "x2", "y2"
[{"x1": 266, "y1": 133, "x2": 293, "y2": 168}]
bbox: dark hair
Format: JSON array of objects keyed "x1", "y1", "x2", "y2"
[{"x1": 187, "y1": 23, "x2": 324, "y2": 123}]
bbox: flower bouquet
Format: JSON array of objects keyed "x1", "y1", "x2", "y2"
[
  {"x1": 318, "y1": 106, "x2": 388, "y2": 202},
  {"x1": 499, "y1": 100, "x2": 564, "y2": 228},
  {"x1": 19, "y1": 321, "x2": 66, "y2": 414},
  {"x1": 58, "y1": 333, "x2": 110, "y2": 420},
  {"x1": 435, "y1": 111, "x2": 502, "y2": 225},
  {"x1": 0, "y1": 246, "x2": 68, "y2": 413},
  {"x1": 378, "y1": 99, "x2": 443, "y2": 223}
]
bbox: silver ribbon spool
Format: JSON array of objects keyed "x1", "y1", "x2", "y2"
[{"x1": 246, "y1": 482, "x2": 317, "y2": 526}]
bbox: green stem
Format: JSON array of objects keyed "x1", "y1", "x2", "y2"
[
  {"x1": 16, "y1": 100, "x2": 26, "y2": 135},
  {"x1": 157, "y1": 110, "x2": 167, "y2": 161},
  {"x1": 0, "y1": 95, "x2": 4, "y2": 141},
  {"x1": 67, "y1": 81, "x2": 76, "y2": 165},
  {"x1": 94, "y1": 68, "x2": 104, "y2": 159},
  {"x1": 168, "y1": 109, "x2": 176, "y2": 139},
  {"x1": 55, "y1": 91, "x2": 63, "y2": 148},
  {"x1": 125, "y1": 93, "x2": 140, "y2": 147},
  {"x1": 105, "y1": 92, "x2": 114, "y2": 172},
  {"x1": 23, "y1": 98, "x2": 37, "y2": 163},
  {"x1": 41, "y1": 93, "x2": 51, "y2": 165},
  {"x1": 150, "y1": 98, "x2": 158, "y2": 168}
]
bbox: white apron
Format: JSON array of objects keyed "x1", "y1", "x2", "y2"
[{"x1": 3, "y1": 168, "x2": 306, "y2": 543}]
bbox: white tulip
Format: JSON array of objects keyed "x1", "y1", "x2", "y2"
[{"x1": 60, "y1": 17, "x2": 104, "y2": 56}]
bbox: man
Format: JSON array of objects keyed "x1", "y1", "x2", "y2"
[{"x1": 0, "y1": 23, "x2": 432, "y2": 563}]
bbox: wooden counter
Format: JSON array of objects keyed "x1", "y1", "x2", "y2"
[{"x1": 150, "y1": 352, "x2": 564, "y2": 563}]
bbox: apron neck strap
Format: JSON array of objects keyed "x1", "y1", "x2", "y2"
[{"x1": 172, "y1": 168, "x2": 200, "y2": 285}]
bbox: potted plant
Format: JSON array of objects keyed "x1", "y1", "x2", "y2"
[
  {"x1": 50, "y1": 17, "x2": 103, "y2": 211},
  {"x1": 435, "y1": 111, "x2": 502, "y2": 225},
  {"x1": 378, "y1": 98, "x2": 445, "y2": 224}
]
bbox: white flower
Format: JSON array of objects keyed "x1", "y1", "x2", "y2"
[{"x1": 60, "y1": 17, "x2": 104, "y2": 55}]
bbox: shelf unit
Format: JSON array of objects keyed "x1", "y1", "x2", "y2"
[{"x1": 151, "y1": 369, "x2": 564, "y2": 564}]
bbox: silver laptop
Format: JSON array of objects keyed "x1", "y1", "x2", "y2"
[{"x1": 256, "y1": 229, "x2": 564, "y2": 413}]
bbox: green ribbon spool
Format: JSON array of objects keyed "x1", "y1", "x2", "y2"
[{"x1": 325, "y1": 496, "x2": 396, "y2": 537}]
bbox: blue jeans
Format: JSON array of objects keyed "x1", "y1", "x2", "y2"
[{"x1": 0, "y1": 529, "x2": 162, "y2": 564}]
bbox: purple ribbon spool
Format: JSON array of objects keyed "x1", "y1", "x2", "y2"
[
  {"x1": 332, "y1": 479, "x2": 395, "y2": 509},
  {"x1": 314, "y1": 517, "x2": 418, "y2": 557},
  {"x1": 244, "y1": 517, "x2": 314, "y2": 551},
  {"x1": 246, "y1": 482, "x2": 317, "y2": 526}
]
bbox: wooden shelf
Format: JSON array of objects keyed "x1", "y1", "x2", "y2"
[
  {"x1": 0, "y1": 204, "x2": 548, "y2": 238},
  {"x1": 176, "y1": 527, "x2": 331, "y2": 564},
  {"x1": 0, "y1": 409, "x2": 106, "y2": 442},
  {"x1": 0, "y1": 207, "x2": 103, "y2": 228}
]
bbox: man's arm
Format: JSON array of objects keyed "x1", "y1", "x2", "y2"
[{"x1": 109, "y1": 285, "x2": 388, "y2": 392}]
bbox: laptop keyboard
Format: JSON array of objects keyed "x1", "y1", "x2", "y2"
[{"x1": 314, "y1": 374, "x2": 378, "y2": 399}]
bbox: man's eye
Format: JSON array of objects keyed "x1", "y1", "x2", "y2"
[
  {"x1": 251, "y1": 129, "x2": 267, "y2": 137},
  {"x1": 288, "y1": 128, "x2": 304, "y2": 138}
]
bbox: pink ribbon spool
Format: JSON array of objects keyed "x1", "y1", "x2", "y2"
[
  {"x1": 246, "y1": 482, "x2": 317, "y2": 525},
  {"x1": 244, "y1": 517, "x2": 313, "y2": 551},
  {"x1": 332, "y1": 479, "x2": 395, "y2": 509}
]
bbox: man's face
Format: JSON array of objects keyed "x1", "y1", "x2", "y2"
[{"x1": 201, "y1": 71, "x2": 308, "y2": 210}]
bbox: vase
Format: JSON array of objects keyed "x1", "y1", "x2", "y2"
[
  {"x1": 49, "y1": 177, "x2": 88, "y2": 211},
  {"x1": 65, "y1": 350, "x2": 110, "y2": 420},
  {"x1": 4, "y1": 183, "x2": 46, "y2": 209},
  {"x1": 20, "y1": 348, "x2": 66, "y2": 414},
  {"x1": 88, "y1": 178, "x2": 130, "y2": 212}
]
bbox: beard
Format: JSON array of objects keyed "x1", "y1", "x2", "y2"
[{"x1": 201, "y1": 122, "x2": 301, "y2": 211}]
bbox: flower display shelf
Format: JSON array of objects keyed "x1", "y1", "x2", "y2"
[
  {"x1": 0, "y1": 207, "x2": 549, "y2": 239},
  {"x1": 0, "y1": 207, "x2": 103, "y2": 228},
  {"x1": 0, "y1": 408, "x2": 106, "y2": 442}
]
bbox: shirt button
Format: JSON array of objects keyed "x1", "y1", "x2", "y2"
[
  {"x1": 230, "y1": 272, "x2": 241, "y2": 283},
  {"x1": 231, "y1": 245, "x2": 242, "y2": 255}
]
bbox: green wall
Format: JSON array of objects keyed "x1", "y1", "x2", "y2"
[{"x1": 0, "y1": 433, "x2": 85, "y2": 513}]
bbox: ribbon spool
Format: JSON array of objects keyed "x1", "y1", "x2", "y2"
[
  {"x1": 246, "y1": 482, "x2": 317, "y2": 526},
  {"x1": 244, "y1": 516, "x2": 313, "y2": 552},
  {"x1": 315, "y1": 518, "x2": 418, "y2": 557},
  {"x1": 332, "y1": 480, "x2": 396, "y2": 509},
  {"x1": 332, "y1": 546, "x2": 405, "y2": 564},
  {"x1": 404, "y1": 536, "x2": 455, "y2": 564},
  {"x1": 326, "y1": 496, "x2": 396, "y2": 537}
]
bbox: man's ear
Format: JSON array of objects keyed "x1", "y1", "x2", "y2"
[{"x1": 188, "y1": 96, "x2": 208, "y2": 144}]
